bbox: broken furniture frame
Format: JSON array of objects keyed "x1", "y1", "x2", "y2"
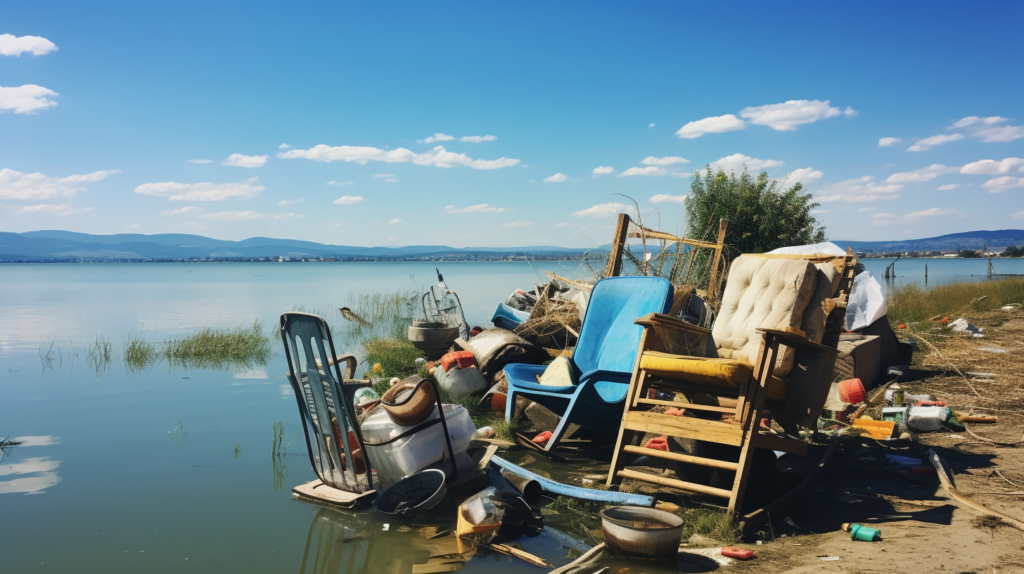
[
  {"x1": 603, "y1": 213, "x2": 729, "y2": 305},
  {"x1": 606, "y1": 313, "x2": 834, "y2": 513}
]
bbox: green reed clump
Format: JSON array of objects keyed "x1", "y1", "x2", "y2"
[
  {"x1": 87, "y1": 334, "x2": 115, "y2": 376},
  {"x1": 123, "y1": 335, "x2": 158, "y2": 372},
  {"x1": 365, "y1": 337, "x2": 424, "y2": 393},
  {"x1": 340, "y1": 291, "x2": 416, "y2": 344},
  {"x1": 679, "y1": 506, "x2": 739, "y2": 545},
  {"x1": 887, "y1": 277, "x2": 1024, "y2": 330},
  {"x1": 164, "y1": 321, "x2": 271, "y2": 369},
  {"x1": 491, "y1": 415, "x2": 523, "y2": 443}
]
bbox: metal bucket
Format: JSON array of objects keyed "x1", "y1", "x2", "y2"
[
  {"x1": 376, "y1": 469, "x2": 447, "y2": 516},
  {"x1": 600, "y1": 506, "x2": 684, "y2": 560}
]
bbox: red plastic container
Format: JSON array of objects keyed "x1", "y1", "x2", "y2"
[
  {"x1": 838, "y1": 378, "x2": 866, "y2": 404},
  {"x1": 440, "y1": 351, "x2": 476, "y2": 372},
  {"x1": 721, "y1": 547, "x2": 755, "y2": 560},
  {"x1": 532, "y1": 431, "x2": 553, "y2": 444}
]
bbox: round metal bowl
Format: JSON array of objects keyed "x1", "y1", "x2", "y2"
[{"x1": 600, "y1": 506, "x2": 684, "y2": 560}]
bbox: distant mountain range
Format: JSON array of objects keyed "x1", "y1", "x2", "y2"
[
  {"x1": 1, "y1": 229, "x2": 1022, "y2": 262},
  {"x1": 831, "y1": 229, "x2": 1024, "y2": 253},
  {"x1": 0, "y1": 230, "x2": 593, "y2": 262}
]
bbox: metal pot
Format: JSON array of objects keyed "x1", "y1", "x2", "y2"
[{"x1": 600, "y1": 506, "x2": 684, "y2": 560}]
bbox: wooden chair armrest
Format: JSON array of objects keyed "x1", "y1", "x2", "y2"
[
  {"x1": 756, "y1": 328, "x2": 837, "y2": 354},
  {"x1": 634, "y1": 312, "x2": 712, "y2": 336}
]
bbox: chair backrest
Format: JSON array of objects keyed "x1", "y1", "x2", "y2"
[
  {"x1": 712, "y1": 256, "x2": 818, "y2": 375},
  {"x1": 280, "y1": 312, "x2": 372, "y2": 493},
  {"x1": 572, "y1": 276, "x2": 673, "y2": 376}
]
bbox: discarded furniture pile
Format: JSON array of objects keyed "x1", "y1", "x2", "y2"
[{"x1": 275, "y1": 218, "x2": 1021, "y2": 571}]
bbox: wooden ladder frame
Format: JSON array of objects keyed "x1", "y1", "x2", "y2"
[{"x1": 606, "y1": 314, "x2": 832, "y2": 514}]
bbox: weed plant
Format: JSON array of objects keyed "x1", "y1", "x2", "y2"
[
  {"x1": 164, "y1": 321, "x2": 271, "y2": 369},
  {"x1": 887, "y1": 277, "x2": 1024, "y2": 330},
  {"x1": 364, "y1": 338, "x2": 424, "y2": 393},
  {"x1": 124, "y1": 336, "x2": 158, "y2": 372}
]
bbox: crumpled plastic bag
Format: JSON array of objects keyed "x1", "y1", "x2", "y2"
[{"x1": 845, "y1": 272, "x2": 887, "y2": 331}]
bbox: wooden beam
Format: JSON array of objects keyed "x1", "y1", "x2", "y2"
[
  {"x1": 617, "y1": 469, "x2": 732, "y2": 499},
  {"x1": 635, "y1": 397, "x2": 735, "y2": 414},
  {"x1": 628, "y1": 228, "x2": 720, "y2": 250},
  {"x1": 603, "y1": 213, "x2": 631, "y2": 278},
  {"x1": 707, "y1": 218, "x2": 728, "y2": 303},
  {"x1": 622, "y1": 410, "x2": 743, "y2": 446},
  {"x1": 623, "y1": 445, "x2": 739, "y2": 471}
]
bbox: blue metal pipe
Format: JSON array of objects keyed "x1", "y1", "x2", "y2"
[{"x1": 490, "y1": 455, "x2": 658, "y2": 507}]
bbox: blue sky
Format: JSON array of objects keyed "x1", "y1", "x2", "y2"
[{"x1": 2, "y1": 1, "x2": 1022, "y2": 248}]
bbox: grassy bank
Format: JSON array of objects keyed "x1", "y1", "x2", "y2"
[{"x1": 887, "y1": 277, "x2": 1024, "y2": 330}]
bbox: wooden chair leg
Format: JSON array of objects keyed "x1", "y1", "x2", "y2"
[
  {"x1": 608, "y1": 367, "x2": 648, "y2": 486},
  {"x1": 727, "y1": 338, "x2": 780, "y2": 514}
]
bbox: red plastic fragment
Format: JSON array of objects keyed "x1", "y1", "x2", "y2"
[
  {"x1": 532, "y1": 431, "x2": 553, "y2": 444},
  {"x1": 440, "y1": 351, "x2": 476, "y2": 372},
  {"x1": 643, "y1": 435, "x2": 669, "y2": 451},
  {"x1": 721, "y1": 547, "x2": 755, "y2": 560}
]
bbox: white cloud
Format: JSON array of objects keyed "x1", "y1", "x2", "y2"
[
  {"x1": 650, "y1": 194, "x2": 687, "y2": 204},
  {"x1": 278, "y1": 197, "x2": 305, "y2": 205},
  {"x1": 907, "y1": 133, "x2": 963, "y2": 152},
  {"x1": 278, "y1": 144, "x2": 519, "y2": 170},
  {"x1": 641, "y1": 156, "x2": 689, "y2": 166},
  {"x1": 857, "y1": 207, "x2": 877, "y2": 212},
  {"x1": 950, "y1": 116, "x2": 1024, "y2": 142},
  {"x1": 0, "y1": 84, "x2": 59, "y2": 114},
  {"x1": 555, "y1": 222, "x2": 571, "y2": 227},
  {"x1": 572, "y1": 202, "x2": 631, "y2": 217},
  {"x1": 709, "y1": 153, "x2": 784, "y2": 174},
  {"x1": 739, "y1": 100, "x2": 846, "y2": 131},
  {"x1": 0, "y1": 34, "x2": 58, "y2": 57},
  {"x1": 937, "y1": 184, "x2": 960, "y2": 191},
  {"x1": 620, "y1": 166, "x2": 667, "y2": 177},
  {"x1": 781, "y1": 167, "x2": 824, "y2": 185},
  {"x1": 1013, "y1": 210, "x2": 1024, "y2": 220},
  {"x1": 278, "y1": 143, "x2": 292, "y2": 149},
  {"x1": 981, "y1": 176, "x2": 1024, "y2": 193},
  {"x1": 460, "y1": 135, "x2": 497, "y2": 143},
  {"x1": 223, "y1": 153, "x2": 268, "y2": 168},
  {"x1": 0, "y1": 168, "x2": 120, "y2": 200},
  {"x1": 333, "y1": 195, "x2": 364, "y2": 205},
  {"x1": 543, "y1": 173, "x2": 568, "y2": 183},
  {"x1": 160, "y1": 206, "x2": 200, "y2": 215},
  {"x1": 446, "y1": 204, "x2": 510, "y2": 213},
  {"x1": 374, "y1": 173, "x2": 396, "y2": 178},
  {"x1": 503, "y1": 221, "x2": 534, "y2": 228},
  {"x1": 187, "y1": 159, "x2": 213, "y2": 164},
  {"x1": 648, "y1": 123, "x2": 656, "y2": 128},
  {"x1": 843, "y1": 107, "x2": 858, "y2": 118},
  {"x1": 592, "y1": 166, "x2": 614, "y2": 175},
  {"x1": 886, "y1": 164, "x2": 958, "y2": 183},
  {"x1": 273, "y1": 213, "x2": 302, "y2": 220},
  {"x1": 675, "y1": 114, "x2": 745, "y2": 139},
  {"x1": 134, "y1": 177, "x2": 264, "y2": 201},
  {"x1": 202, "y1": 211, "x2": 269, "y2": 221},
  {"x1": 388, "y1": 218, "x2": 402, "y2": 224},
  {"x1": 960, "y1": 157, "x2": 1024, "y2": 175},
  {"x1": 878, "y1": 137, "x2": 902, "y2": 148},
  {"x1": 817, "y1": 176, "x2": 903, "y2": 203},
  {"x1": 8, "y1": 203, "x2": 91, "y2": 215},
  {"x1": 327, "y1": 180, "x2": 353, "y2": 186},
  {"x1": 875, "y1": 207, "x2": 958, "y2": 224},
  {"x1": 419, "y1": 133, "x2": 455, "y2": 143}
]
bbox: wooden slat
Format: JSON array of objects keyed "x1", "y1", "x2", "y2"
[
  {"x1": 623, "y1": 445, "x2": 739, "y2": 471},
  {"x1": 622, "y1": 411, "x2": 743, "y2": 446},
  {"x1": 636, "y1": 397, "x2": 734, "y2": 414},
  {"x1": 617, "y1": 469, "x2": 732, "y2": 499},
  {"x1": 628, "y1": 228, "x2": 721, "y2": 250}
]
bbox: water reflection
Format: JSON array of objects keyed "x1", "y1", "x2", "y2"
[
  {"x1": 298, "y1": 508, "x2": 421, "y2": 574},
  {"x1": 0, "y1": 435, "x2": 62, "y2": 495}
]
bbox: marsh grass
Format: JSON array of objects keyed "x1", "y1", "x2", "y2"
[
  {"x1": 887, "y1": 278, "x2": 1024, "y2": 330},
  {"x1": 87, "y1": 334, "x2": 115, "y2": 376},
  {"x1": 679, "y1": 506, "x2": 739, "y2": 545},
  {"x1": 491, "y1": 415, "x2": 523, "y2": 443},
  {"x1": 164, "y1": 321, "x2": 271, "y2": 369},
  {"x1": 124, "y1": 335, "x2": 158, "y2": 372},
  {"x1": 364, "y1": 338, "x2": 424, "y2": 392},
  {"x1": 340, "y1": 291, "x2": 416, "y2": 344}
]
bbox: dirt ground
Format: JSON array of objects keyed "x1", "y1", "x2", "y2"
[{"x1": 726, "y1": 309, "x2": 1024, "y2": 573}]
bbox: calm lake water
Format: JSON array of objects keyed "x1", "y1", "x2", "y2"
[{"x1": 2, "y1": 257, "x2": 1023, "y2": 573}]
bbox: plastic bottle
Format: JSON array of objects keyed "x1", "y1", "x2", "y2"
[
  {"x1": 842, "y1": 522, "x2": 881, "y2": 541},
  {"x1": 890, "y1": 383, "x2": 904, "y2": 406}
]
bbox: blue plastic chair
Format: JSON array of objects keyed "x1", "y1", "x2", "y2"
[{"x1": 503, "y1": 276, "x2": 673, "y2": 451}]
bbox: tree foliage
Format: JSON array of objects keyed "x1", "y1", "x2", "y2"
[
  {"x1": 1003, "y1": 245, "x2": 1023, "y2": 257},
  {"x1": 685, "y1": 168, "x2": 826, "y2": 254}
]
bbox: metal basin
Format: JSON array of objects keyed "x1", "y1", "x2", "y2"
[{"x1": 600, "y1": 506, "x2": 684, "y2": 560}]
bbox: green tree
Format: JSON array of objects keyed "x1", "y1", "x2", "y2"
[
  {"x1": 685, "y1": 167, "x2": 826, "y2": 253},
  {"x1": 960, "y1": 249, "x2": 981, "y2": 258}
]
